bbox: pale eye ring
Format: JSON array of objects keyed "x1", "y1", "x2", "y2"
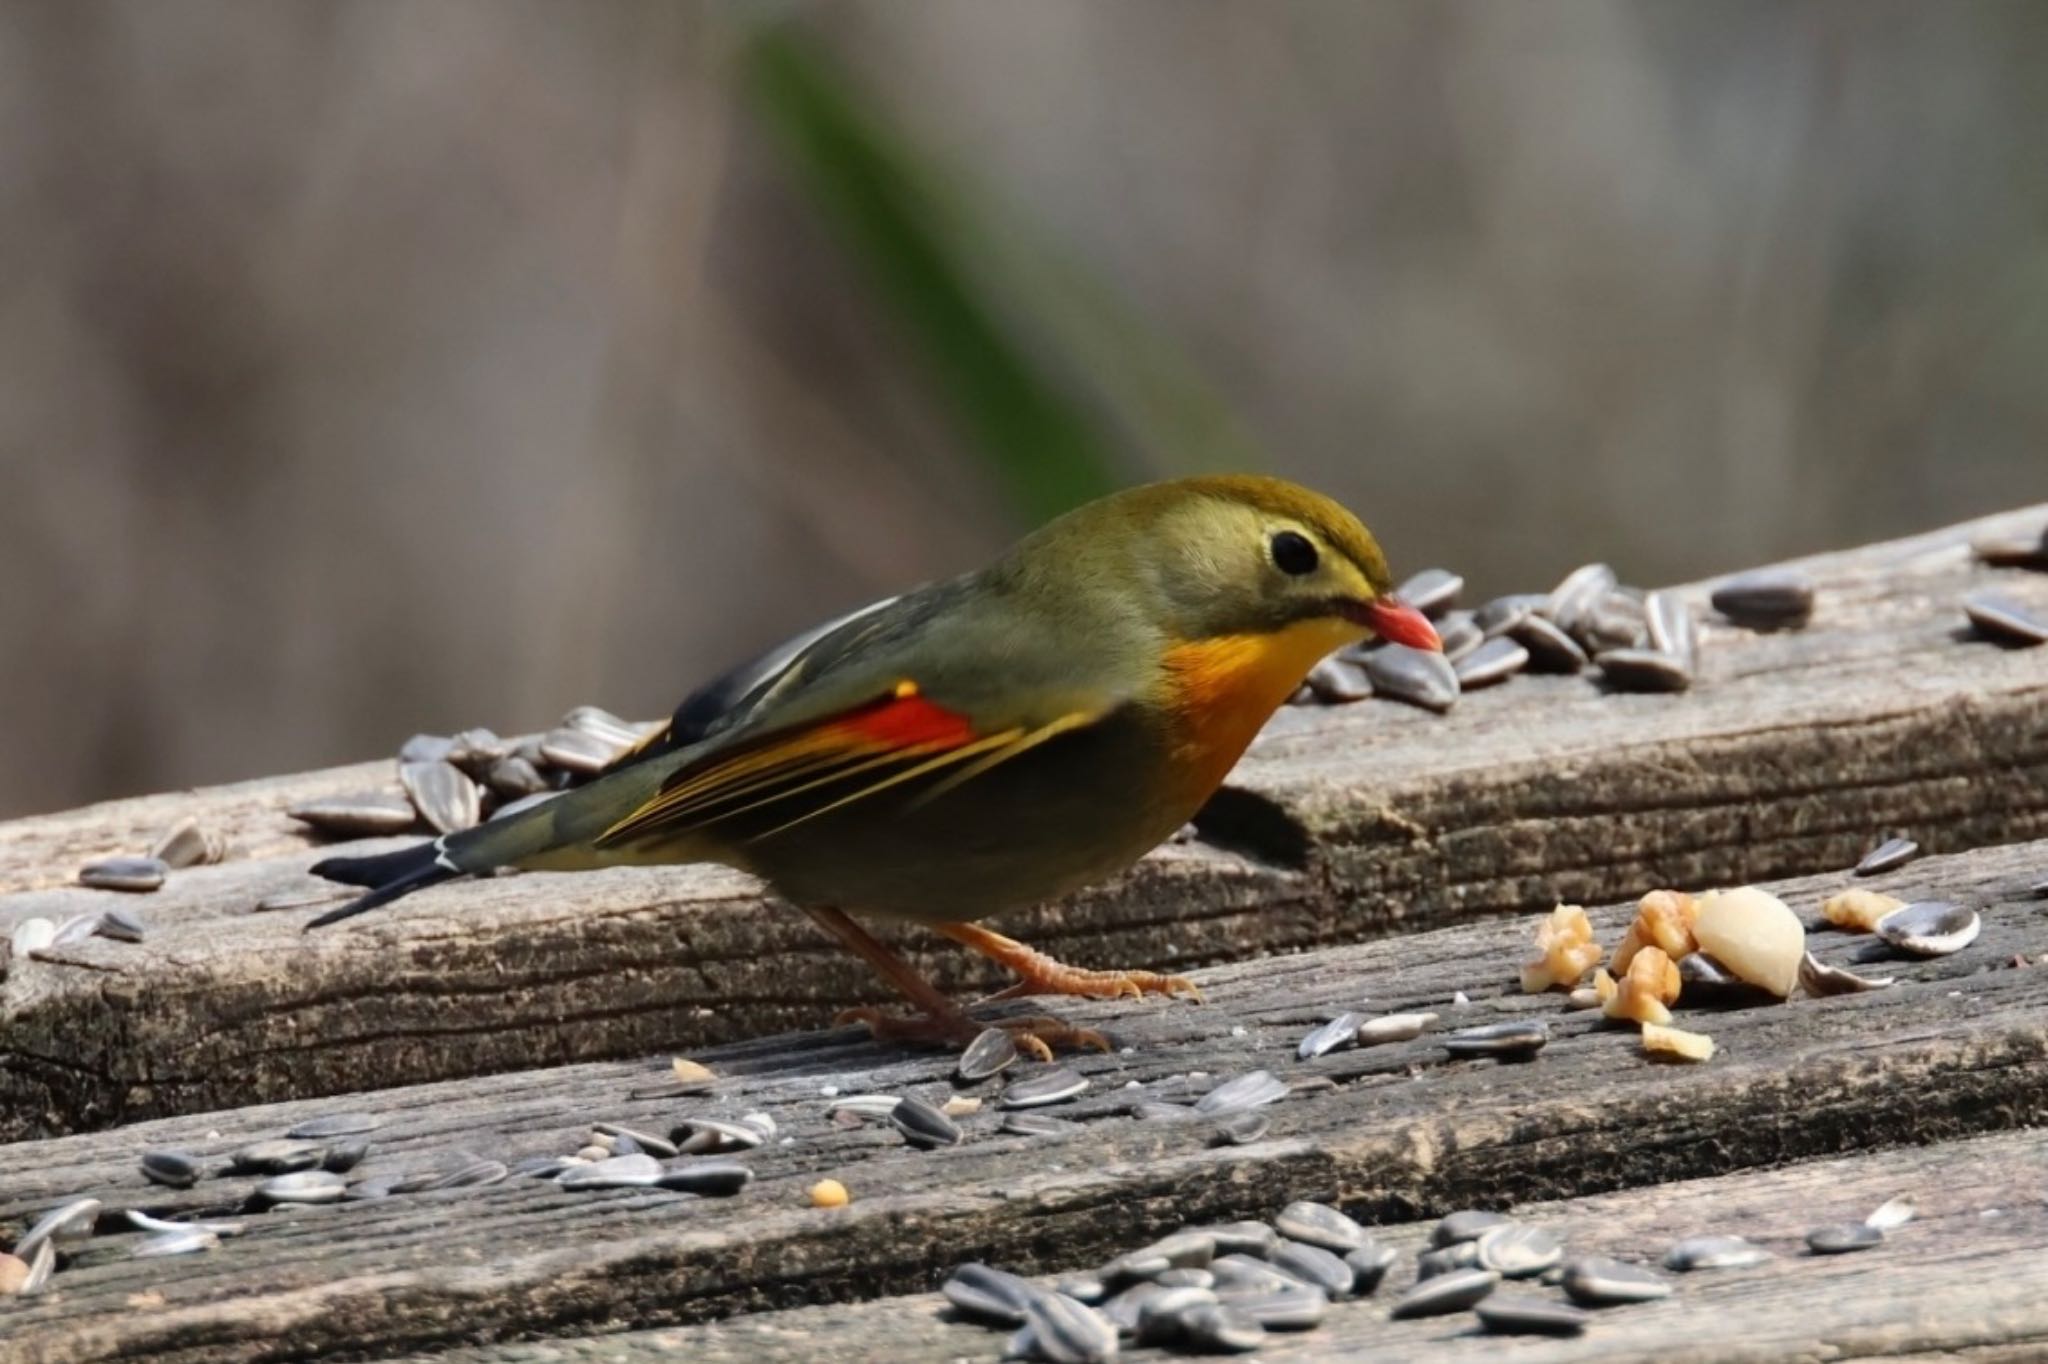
[{"x1": 1269, "y1": 530, "x2": 1319, "y2": 576}]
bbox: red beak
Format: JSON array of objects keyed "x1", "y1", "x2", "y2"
[{"x1": 1360, "y1": 595, "x2": 1441, "y2": 651}]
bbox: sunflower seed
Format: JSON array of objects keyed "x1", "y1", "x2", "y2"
[
  {"x1": 1475, "y1": 593, "x2": 1546, "y2": 638},
  {"x1": 254, "y1": 1171, "x2": 348, "y2": 1205},
  {"x1": 1476, "y1": 1295, "x2": 1590, "y2": 1336},
  {"x1": 1000, "y1": 1112, "x2": 1078, "y2": 1139},
  {"x1": 944, "y1": 1262, "x2": 1043, "y2": 1326},
  {"x1": 400, "y1": 760, "x2": 481, "y2": 836},
  {"x1": 1153, "y1": 1268, "x2": 1211, "y2": 1291},
  {"x1": 558, "y1": 1153, "x2": 665, "y2": 1189},
  {"x1": 1344, "y1": 1241, "x2": 1398, "y2": 1294},
  {"x1": 1511, "y1": 615, "x2": 1590, "y2": 673},
  {"x1": 423, "y1": 1158, "x2": 509, "y2": 1190},
  {"x1": 1867, "y1": 1196, "x2": 1916, "y2": 1230},
  {"x1": 1436, "y1": 612, "x2": 1483, "y2": 664},
  {"x1": 959, "y1": 1027, "x2": 1022, "y2": 1083},
  {"x1": 2030, "y1": 876, "x2": 2048, "y2": 898},
  {"x1": 1130, "y1": 1100, "x2": 1195, "y2": 1122},
  {"x1": 1972, "y1": 526, "x2": 2048, "y2": 569},
  {"x1": 1135, "y1": 1285, "x2": 1221, "y2": 1344},
  {"x1": 1580, "y1": 592, "x2": 1650, "y2": 653},
  {"x1": 1799, "y1": 951, "x2": 1895, "y2": 996},
  {"x1": 125, "y1": 1209, "x2": 244, "y2": 1237},
  {"x1": 1296, "y1": 1012, "x2": 1362, "y2": 1060},
  {"x1": 1269, "y1": 1240, "x2": 1353, "y2": 1296},
  {"x1": 1305, "y1": 656, "x2": 1373, "y2": 703},
  {"x1": 1433, "y1": 1209, "x2": 1512, "y2": 1247},
  {"x1": 1107, "y1": 1230, "x2": 1217, "y2": 1283},
  {"x1": 892, "y1": 1095, "x2": 963, "y2": 1149},
  {"x1": 1397, "y1": 568, "x2": 1465, "y2": 617},
  {"x1": 52, "y1": 913, "x2": 101, "y2": 945},
  {"x1": 539, "y1": 726, "x2": 621, "y2": 775},
  {"x1": 826, "y1": 1094, "x2": 904, "y2": 1120},
  {"x1": 562, "y1": 705, "x2": 646, "y2": 749},
  {"x1": 1807, "y1": 1223, "x2": 1883, "y2": 1255},
  {"x1": 316, "y1": 1139, "x2": 368, "y2": 1173},
  {"x1": 591, "y1": 1123, "x2": 678, "y2": 1158},
  {"x1": 1711, "y1": 569, "x2": 1815, "y2": 628},
  {"x1": 1195, "y1": 1070, "x2": 1287, "y2": 1116},
  {"x1": 1202, "y1": 1223, "x2": 1280, "y2": 1258},
  {"x1": 1875, "y1": 901, "x2": 1980, "y2": 957},
  {"x1": 484, "y1": 755, "x2": 551, "y2": 799},
  {"x1": 1223, "y1": 1284, "x2": 1328, "y2": 1330},
  {"x1": 133, "y1": 1228, "x2": 218, "y2": 1258},
  {"x1": 140, "y1": 1149, "x2": 204, "y2": 1189},
  {"x1": 1391, "y1": 1267, "x2": 1499, "y2": 1318},
  {"x1": 1362, "y1": 644, "x2": 1459, "y2": 713},
  {"x1": 288, "y1": 1112, "x2": 382, "y2": 1140},
  {"x1": 1176, "y1": 1303, "x2": 1264, "y2": 1353},
  {"x1": 654, "y1": 1159, "x2": 753, "y2": 1195},
  {"x1": 151, "y1": 818, "x2": 226, "y2": 869},
  {"x1": 78, "y1": 856, "x2": 167, "y2": 892},
  {"x1": 1208, "y1": 1110, "x2": 1269, "y2": 1146},
  {"x1": 1664, "y1": 1234, "x2": 1773, "y2": 1271},
  {"x1": 1856, "y1": 836, "x2": 1919, "y2": 875},
  {"x1": 398, "y1": 733, "x2": 455, "y2": 764},
  {"x1": 1416, "y1": 1243, "x2": 1481, "y2": 1279},
  {"x1": 230, "y1": 1140, "x2": 324, "y2": 1175},
  {"x1": 1964, "y1": 592, "x2": 2048, "y2": 646},
  {"x1": 1101, "y1": 1282, "x2": 1163, "y2": 1335},
  {"x1": 288, "y1": 792, "x2": 419, "y2": 837},
  {"x1": 1274, "y1": 1201, "x2": 1368, "y2": 1253},
  {"x1": 1021, "y1": 1293, "x2": 1118, "y2": 1364},
  {"x1": 1644, "y1": 589, "x2": 1697, "y2": 666},
  {"x1": 443, "y1": 728, "x2": 508, "y2": 777},
  {"x1": 1208, "y1": 1255, "x2": 1302, "y2": 1296},
  {"x1": 671, "y1": 1117, "x2": 769, "y2": 1153},
  {"x1": 1445, "y1": 1019, "x2": 1548, "y2": 1059},
  {"x1": 1559, "y1": 1255, "x2": 1671, "y2": 1305},
  {"x1": 1058, "y1": 1272, "x2": 1109, "y2": 1304},
  {"x1": 1544, "y1": 563, "x2": 1619, "y2": 636},
  {"x1": 1477, "y1": 1223, "x2": 1564, "y2": 1277},
  {"x1": 342, "y1": 1177, "x2": 397, "y2": 1201},
  {"x1": 1000, "y1": 1067, "x2": 1090, "y2": 1109},
  {"x1": 96, "y1": 907, "x2": 146, "y2": 942},
  {"x1": 10, "y1": 917, "x2": 55, "y2": 956},
  {"x1": 1596, "y1": 647, "x2": 1692, "y2": 693},
  {"x1": 1453, "y1": 636, "x2": 1528, "y2": 689},
  {"x1": 14, "y1": 1198, "x2": 101, "y2": 1259}
]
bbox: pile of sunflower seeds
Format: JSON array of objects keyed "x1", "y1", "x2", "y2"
[
  {"x1": 1292, "y1": 561, "x2": 1732, "y2": 716},
  {"x1": 942, "y1": 1187, "x2": 1917, "y2": 1360}
]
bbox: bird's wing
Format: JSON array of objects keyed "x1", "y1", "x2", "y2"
[
  {"x1": 593, "y1": 581, "x2": 1131, "y2": 850},
  {"x1": 592, "y1": 676, "x2": 1107, "y2": 850}
]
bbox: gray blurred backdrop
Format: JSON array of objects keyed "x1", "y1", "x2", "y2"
[{"x1": 3, "y1": 1, "x2": 2044, "y2": 818}]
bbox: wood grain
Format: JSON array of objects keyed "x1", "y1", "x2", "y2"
[{"x1": 0, "y1": 839, "x2": 2042, "y2": 1362}]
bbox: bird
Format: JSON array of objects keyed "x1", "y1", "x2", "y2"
[{"x1": 308, "y1": 475, "x2": 1439, "y2": 1056}]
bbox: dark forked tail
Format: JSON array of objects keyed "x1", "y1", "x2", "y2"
[{"x1": 306, "y1": 842, "x2": 458, "y2": 927}]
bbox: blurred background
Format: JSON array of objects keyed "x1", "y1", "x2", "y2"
[{"x1": 3, "y1": 0, "x2": 2045, "y2": 817}]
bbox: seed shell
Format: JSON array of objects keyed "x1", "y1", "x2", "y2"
[
  {"x1": 1194, "y1": 1070, "x2": 1287, "y2": 1116},
  {"x1": 1856, "y1": 836, "x2": 1920, "y2": 876},
  {"x1": 1510, "y1": 615, "x2": 1589, "y2": 673},
  {"x1": 1475, "y1": 1295, "x2": 1591, "y2": 1336},
  {"x1": 1296, "y1": 1012, "x2": 1361, "y2": 1060},
  {"x1": 151, "y1": 818, "x2": 225, "y2": 869},
  {"x1": 1866, "y1": 1196, "x2": 1917, "y2": 1231},
  {"x1": 539, "y1": 726, "x2": 621, "y2": 774},
  {"x1": 557, "y1": 1153, "x2": 664, "y2": 1189},
  {"x1": 132, "y1": 1228, "x2": 219, "y2": 1258},
  {"x1": 1798, "y1": 951, "x2": 1895, "y2": 996},
  {"x1": 1559, "y1": 1255, "x2": 1672, "y2": 1305},
  {"x1": 891, "y1": 1095, "x2": 964, "y2": 1149},
  {"x1": 1664, "y1": 1234, "x2": 1773, "y2": 1271},
  {"x1": 1269, "y1": 1239, "x2": 1352, "y2": 1297},
  {"x1": 1475, "y1": 593, "x2": 1546, "y2": 638},
  {"x1": 96, "y1": 907, "x2": 146, "y2": 942},
  {"x1": 1644, "y1": 589, "x2": 1697, "y2": 666},
  {"x1": 288, "y1": 1112, "x2": 383, "y2": 1140},
  {"x1": 1476, "y1": 1223, "x2": 1564, "y2": 1277},
  {"x1": 958, "y1": 1027, "x2": 1021, "y2": 1083},
  {"x1": 1874, "y1": 901, "x2": 1980, "y2": 957},
  {"x1": 1436, "y1": 612, "x2": 1483, "y2": 663},
  {"x1": 1000, "y1": 1067, "x2": 1090, "y2": 1109},
  {"x1": 1389, "y1": 1267, "x2": 1499, "y2": 1319},
  {"x1": 78, "y1": 856, "x2": 167, "y2": 892},
  {"x1": 14, "y1": 1198, "x2": 101, "y2": 1260}
]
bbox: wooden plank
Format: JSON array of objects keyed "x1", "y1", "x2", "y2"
[
  {"x1": 0, "y1": 839, "x2": 2043, "y2": 1362},
  {"x1": 461, "y1": 1127, "x2": 2048, "y2": 1364},
  {"x1": 1, "y1": 507, "x2": 2044, "y2": 1138}
]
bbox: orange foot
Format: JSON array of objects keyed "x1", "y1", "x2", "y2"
[
  {"x1": 834, "y1": 1006, "x2": 1111, "y2": 1061},
  {"x1": 936, "y1": 922, "x2": 1205, "y2": 1004}
]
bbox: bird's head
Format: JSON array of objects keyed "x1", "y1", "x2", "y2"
[{"x1": 1012, "y1": 475, "x2": 1438, "y2": 655}]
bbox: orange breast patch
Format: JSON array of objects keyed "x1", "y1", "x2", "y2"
[{"x1": 1159, "y1": 617, "x2": 1361, "y2": 795}]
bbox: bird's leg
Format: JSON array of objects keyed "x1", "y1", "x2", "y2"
[
  {"x1": 801, "y1": 906, "x2": 1107, "y2": 1059},
  {"x1": 935, "y1": 921, "x2": 1204, "y2": 1004}
]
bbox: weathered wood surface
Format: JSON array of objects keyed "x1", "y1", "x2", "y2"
[
  {"x1": 0, "y1": 839, "x2": 2042, "y2": 1362},
  {"x1": 0, "y1": 511, "x2": 2042, "y2": 1139},
  {"x1": 441, "y1": 1126, "x2": 2048, "y2": 1364}
]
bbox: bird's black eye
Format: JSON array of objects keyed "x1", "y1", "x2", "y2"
[{"x1": 1269, "y1": 530, "x2": 1319, "y2": 576}]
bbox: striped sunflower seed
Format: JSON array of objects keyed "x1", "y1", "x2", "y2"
[
  {"x1": 78, "y1": 856, "x2": 168, "y2": 892},
  {"x1": 561, "y1": 705, "x2": 647, "y2": 750},
  {"x1": 151, "y1": 818, "x2": 225, "y2": 869},
  {"x1": 485, "y1": 755, "x2": 551, "y2": 799},
  {"x1": 1595, "y1": 647, "x2": 1691, "y2": 693},
  {"x1": 1807, "y1": 1223, "x2": 1883, "y2": 1255},
  {"x1": 1221, "y1": 1284, "x2": 1328, "y2": 1330},
  {"x1": 1476, "y1": 1223, "x2": 1563, "y2": 1277},
  {"x1": 11, "y1": 917, "x2": 56, "y2": 956},
  {"x1": 1874, "y1": 901, "x2": 1980, "y2": 957},
  {"x1": 653, "y1": 1159, "x2": 752, "y2": 1195},
  {"x1": 398, "y1": 733, "x2": 455, "y2": 764},
  {"x1": 1201, "y1": 1223, "x2": 1280, "y2": 1258},
  {"x1": 95, "y1": 907, "x2": 145, "y2": 942},
  {"x1": 133, "y1": 1228, "x2": 219, "y2": 1258},
  {"x1": 1134, "y1": 1285, "x2": 1221, "y2": 1345},
  {"x1": 1362, "y1": 645, "x2": 1459, "y2": 713},
  {"x1": 1194, "y1": 1070, "x2": 1287, "y2": 1116},
  {"x1": 254, "y1": 1170, "x2": 348, "y2": 1205},
  {"x1": 288, "y1": 792, "x2": 418, "y2": 837},
  {"x1": 891, "y1": 1095, "x2": 963, "y2": 1149},
  {"x1": 1453, "y1": 637, "x2": 1528, "y2": 689},
  {"x1": 322, "y1": 1140, "x2": 371, "y2": 1174},
  {"x1": 1296, "y1": 1012, "x2": 1362, "y2": 1061},
  {"x1": 1207, "y1": 1111, "x2": 1269, "y2": 1146},
  {"x1": 140, "y1": 1150, "x2": 204, "y2": 1189},
  {"x1": 1578, "y1": 591, "x2": 1649, "y2": 653},
  {"x1": 1107, "y1": 1230, "x2": 1217, "y2": 1284},
  {"x1": 14, "y1": 1198, "x2": 101, "y2": 1260},
  {"x1": 944, "y1": 1262, "x2": 1043, "y2": 1326},
  {"x1": 1433, "y1": 1209, "x2": 1512, "y2": 1247},
  {"x1": 999, "y1": 1067, "x2": 1089, "y2": 1109},
  {"x1": 557, "y1": 1153, "x2": 664, "y2": 1189},
  {"x1": 1511, "y1": 615, "x2": 1589, "y2": 673},
  {"x1": 1855, "y1": 836, "x2": 1919, "y2": 875},
  {"x1": 1971, "y1": 526, "x2": 2048, "y2": 569},
  {"x1": 958, "y1": 1027, "x2": 1021, "y2": 1083},
  {"x1": 539, "y1": 726, "x2": 621, "y2": 775},
  {"x1": 1475, "y1": 593, "x2": 1546, "y2": 638},
  {"x1": 1268, "y1": 1240, "x2": 1352, "y2": 1296},
  {"x1": 591, "y1": 1123, "x2": 679, "y2": 1158},
  {"x1": 1559, "y1": 1255, "x2": 1671, "y2": 1305},
  {"x1": 1663, "y1": 1234, "x2": 1773, "y2": 1271},
  {"x1": 1645, "y1": 589, "x2": 1697, "y2": 666},
  {"x1": 1395, "y1": 567, "x2": 1464, "y2": 617},
  {"x1": 1274, "y1": 1201, "x2": 1368, "y2": 1253},
  {"x1": 1964, "y1": 592, "x2": 2048, "y2": 646},
  {"x1": 1019, "y1": 1293, "x2": 1118, "y2": 1364},
  {"x1": 400, "y1": 760, "x2": 482, "y2": 835},
  {"x1": 1344, "y1": 1241, "x2": 1397, "y2": 1294},
  {"x1": 1444, "y1": 1019, "x2": 1548, "y2": 1059},
  {"x1": 444, "y1": 728, "x2": 508, "y2": 777},
  {"x1": 1798, "y1": 951, "x2": 1894, "y2": 996},
  {"x1": 1417, "y1": 1242, "x2": 1481, "y2": 1279},
  {"x1": 1305, "y1": 656, "x2": 1372, "y2": 703},
  {"x1": 1176, "y1": 1303, "x2": 1265, "y2": 1354},
  {"x1": 1711, "y1": 569, "x2": 1815, "y2": 628},
  {"x1": 288, "y1": 1112, "x2": 382, "y2": 1140},
  {"x1": 1475, "y1": 1295, "x2": 1590, "y2": 1336},
  {"x1": 1543, "y1": 563, "x2": 1619, "y2": 637},
  {"x1": 1435, "y1": 611, "x2": 1483, "y2": 663},
  {"x1": 230, "y1": 1140, "x2": 324, "y2": 1175},
  {"x1": 1390, "y1": 1267, "x2": 1499, "y2": 1318}
]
